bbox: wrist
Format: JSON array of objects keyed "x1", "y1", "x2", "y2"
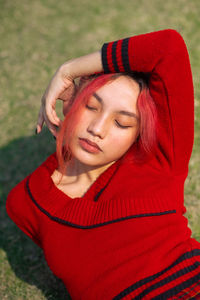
[
  {"x1": 59, "y1": 61, "x2": 75, "y2": 81},
  {"x1": 59, "y1": 51, "x2": 103, "y2": 81}
]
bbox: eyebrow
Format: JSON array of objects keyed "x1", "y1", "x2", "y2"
[
  {"x1": 93, "y1": 92, "x2": 139, "y2": 120},
  {"x1": 93, "y1": 93, "x2": 103, "y2": 103}
]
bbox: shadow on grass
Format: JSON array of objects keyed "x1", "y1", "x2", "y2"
[{"x1": 0, "y1": 128, "x2": 71, "y2": 300}]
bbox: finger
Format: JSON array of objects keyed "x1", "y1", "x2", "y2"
[
  {"x1": 52, "y1": 108, "x2": 62, "y2": 126},
  {"x1": 43, "y1": 113, "x2": 58, "y2": 137},
  {"x1": 36, "y1": 106, "x2": 45, "y2": 134},
  {"x1": 45, "y1": 99, "x2": 61, "y2": 126},
  {"x1": 44, "y1": 81, "x2": 71, "y2": 125},
  {"x1": 41, "y1": 73, "x2": 72, "y2": 126},
  {"x1": 37, "y1": 105, "x2": 58, "y2": 137}
]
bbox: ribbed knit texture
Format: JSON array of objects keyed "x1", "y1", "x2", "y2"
[{"x1": 6, "y1": 29, "x2": 200, "y2": 299}]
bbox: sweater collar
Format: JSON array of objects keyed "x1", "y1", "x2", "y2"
[
  {"x1": 27, "y1": 152, "x2": 125, "y2": 227},
  {"x1": 26, "y1": 150, "x2": 180, "y2": 228}
]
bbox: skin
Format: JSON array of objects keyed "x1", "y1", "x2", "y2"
[
  {"x1": 37, "y1": 51, "x2": 103, "y2": 136},
  {"x1": 51, "y1": 76, "x2": 140, "y2": 198}
]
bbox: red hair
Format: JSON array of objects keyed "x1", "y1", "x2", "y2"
[{"x1": 56, "y1": 73, "x2": 157, "y2": 179}]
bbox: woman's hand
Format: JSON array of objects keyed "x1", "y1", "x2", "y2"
[
  {"x1": 36, "y1": 65, "x2": 76, "y2": 137},
  {"x1": 36, "y1": 51, "x2": 103, "y2": 137}
]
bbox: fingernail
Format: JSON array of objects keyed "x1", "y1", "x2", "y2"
[{"x1": 35, "y1": 128, "x2": 38, "y2": 135}]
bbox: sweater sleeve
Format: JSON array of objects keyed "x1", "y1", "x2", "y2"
[
  {"x1": 101, "y1": 29, "x2": 194, "y2": 174},
  {"x1": 6, "y1": 153, "x2": 58, "y2": 248},
  {"x1": 6, "y1": 175, "x2": 42, "y2": 247}
]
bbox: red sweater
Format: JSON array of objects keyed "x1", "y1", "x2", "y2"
[{"x1": 6, "y1": 29, "x2": 200, "y2": 299}]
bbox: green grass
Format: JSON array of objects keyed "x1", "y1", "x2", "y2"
[{"x1": 0, "y1": 0, "x2": 200, "y2": 299}]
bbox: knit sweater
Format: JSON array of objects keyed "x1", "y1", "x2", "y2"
[{"x1": 6, "y1": 29, "x2": 200, "y2": 299}]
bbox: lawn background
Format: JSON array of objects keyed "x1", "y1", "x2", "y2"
[{"x1": 0, "y1": 0, "x2": 200, "y2": 299}]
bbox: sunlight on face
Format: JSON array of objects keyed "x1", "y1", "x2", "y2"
[{"x1": 69, "y1": 76, "x2": 140, "y2": 167}]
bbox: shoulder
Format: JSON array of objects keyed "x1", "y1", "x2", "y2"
[
  {"x1": 6, "y1": 152, "x2": 57, "y2": 223},
  {"x1": 7, "y1": 152, "x2": 57, "y2": 199},
  {"x1": 6, "y1": 152, "x2": 57, "y2": 246}
]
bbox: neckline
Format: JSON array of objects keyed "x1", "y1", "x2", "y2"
[
  {"x1": 50, "y1": 160, "x2": 117, "y2": 200},
  {"x1": 26, "y1": 152, "x2": 126, "y2": 227},
  {"x1": 26, "y1": 152, "x2": 179, "y2": 228},
  {"x1": 30, "y1": 152, "x2": 122, "y2": 202}
]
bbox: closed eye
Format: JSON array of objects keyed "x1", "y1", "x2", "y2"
[
  {"x1": 86, "y1": 104, "x2": 97, "y2": 111},
  {"x1": 86, "y1": 105, "x2": 132, "y2": 128},
  {"x1": 115, "y1": 120, "x2": 132, "y2": 129}
]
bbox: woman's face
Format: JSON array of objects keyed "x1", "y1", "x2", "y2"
[{"x1": 69, "y1": 76, "x2": 140, "y2": 167}]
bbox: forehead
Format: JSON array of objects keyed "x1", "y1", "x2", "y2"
[{"x1": 93, "y1": 76, "x2": 140, "y2": 109}]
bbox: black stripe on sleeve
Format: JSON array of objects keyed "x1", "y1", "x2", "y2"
[
  {"x1": 101, "y1": 43, "x2": 110, "y2": 74},
  {"x1": 112, "y1": 41, "x2": 120, "y2": 72},
  {"x1": 152, "y1": 272, "x2": 200, "y2": 299},
  {"x1": 113, "y1": 249, "x2": 200, "y2": 299},
  {"x1": 121, "y1": 37, "x2": 131, "y2": 72},
  {"x1": 139, "y1": 262, "x2": 200, "y2": 300}
]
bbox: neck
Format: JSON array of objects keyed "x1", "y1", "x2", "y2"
[{"x1": 64, "y1": 157, "x2": 116, "y2": 184}]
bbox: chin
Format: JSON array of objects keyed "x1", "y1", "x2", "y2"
[
  {"x1": 73, "y1": 149, "x2": 116, "y2": 168},
  {"x1": 71, "y1": 147, "x2": 100, "y2": 164},
  {"x1": 70, "y1": 138, "x2": 120, "y2": 167}
]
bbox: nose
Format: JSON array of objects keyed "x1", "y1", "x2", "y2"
[{"x1": 87, "y1": 116, "x2": 108, "y2": 139}]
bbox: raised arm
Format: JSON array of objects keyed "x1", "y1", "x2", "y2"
[
  {"x1": 101, "y1": 29, "x2": 194, "y2": 174},
  {"x1": 38, "y1": 29, "x2": 194, "y2": 174}
]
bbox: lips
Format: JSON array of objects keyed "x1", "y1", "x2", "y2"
[{"x1": 79, "y1": 138, "x2": 102, "y2": 151}]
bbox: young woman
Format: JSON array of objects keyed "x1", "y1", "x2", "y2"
[{"x1": 6, "y1": 29, "x2": 200, "y2": 299}]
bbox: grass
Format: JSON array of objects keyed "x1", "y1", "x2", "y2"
[{"x1": 0, "y1": 0, "x2": 200, "y2": 299}]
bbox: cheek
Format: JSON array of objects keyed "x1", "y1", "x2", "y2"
[
  {"x1": 73, "y1": 110, "x2": 89, "y2": 133},
  {"x1": 107, "y1": 130, "x2": 137, "y2": 154}
]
